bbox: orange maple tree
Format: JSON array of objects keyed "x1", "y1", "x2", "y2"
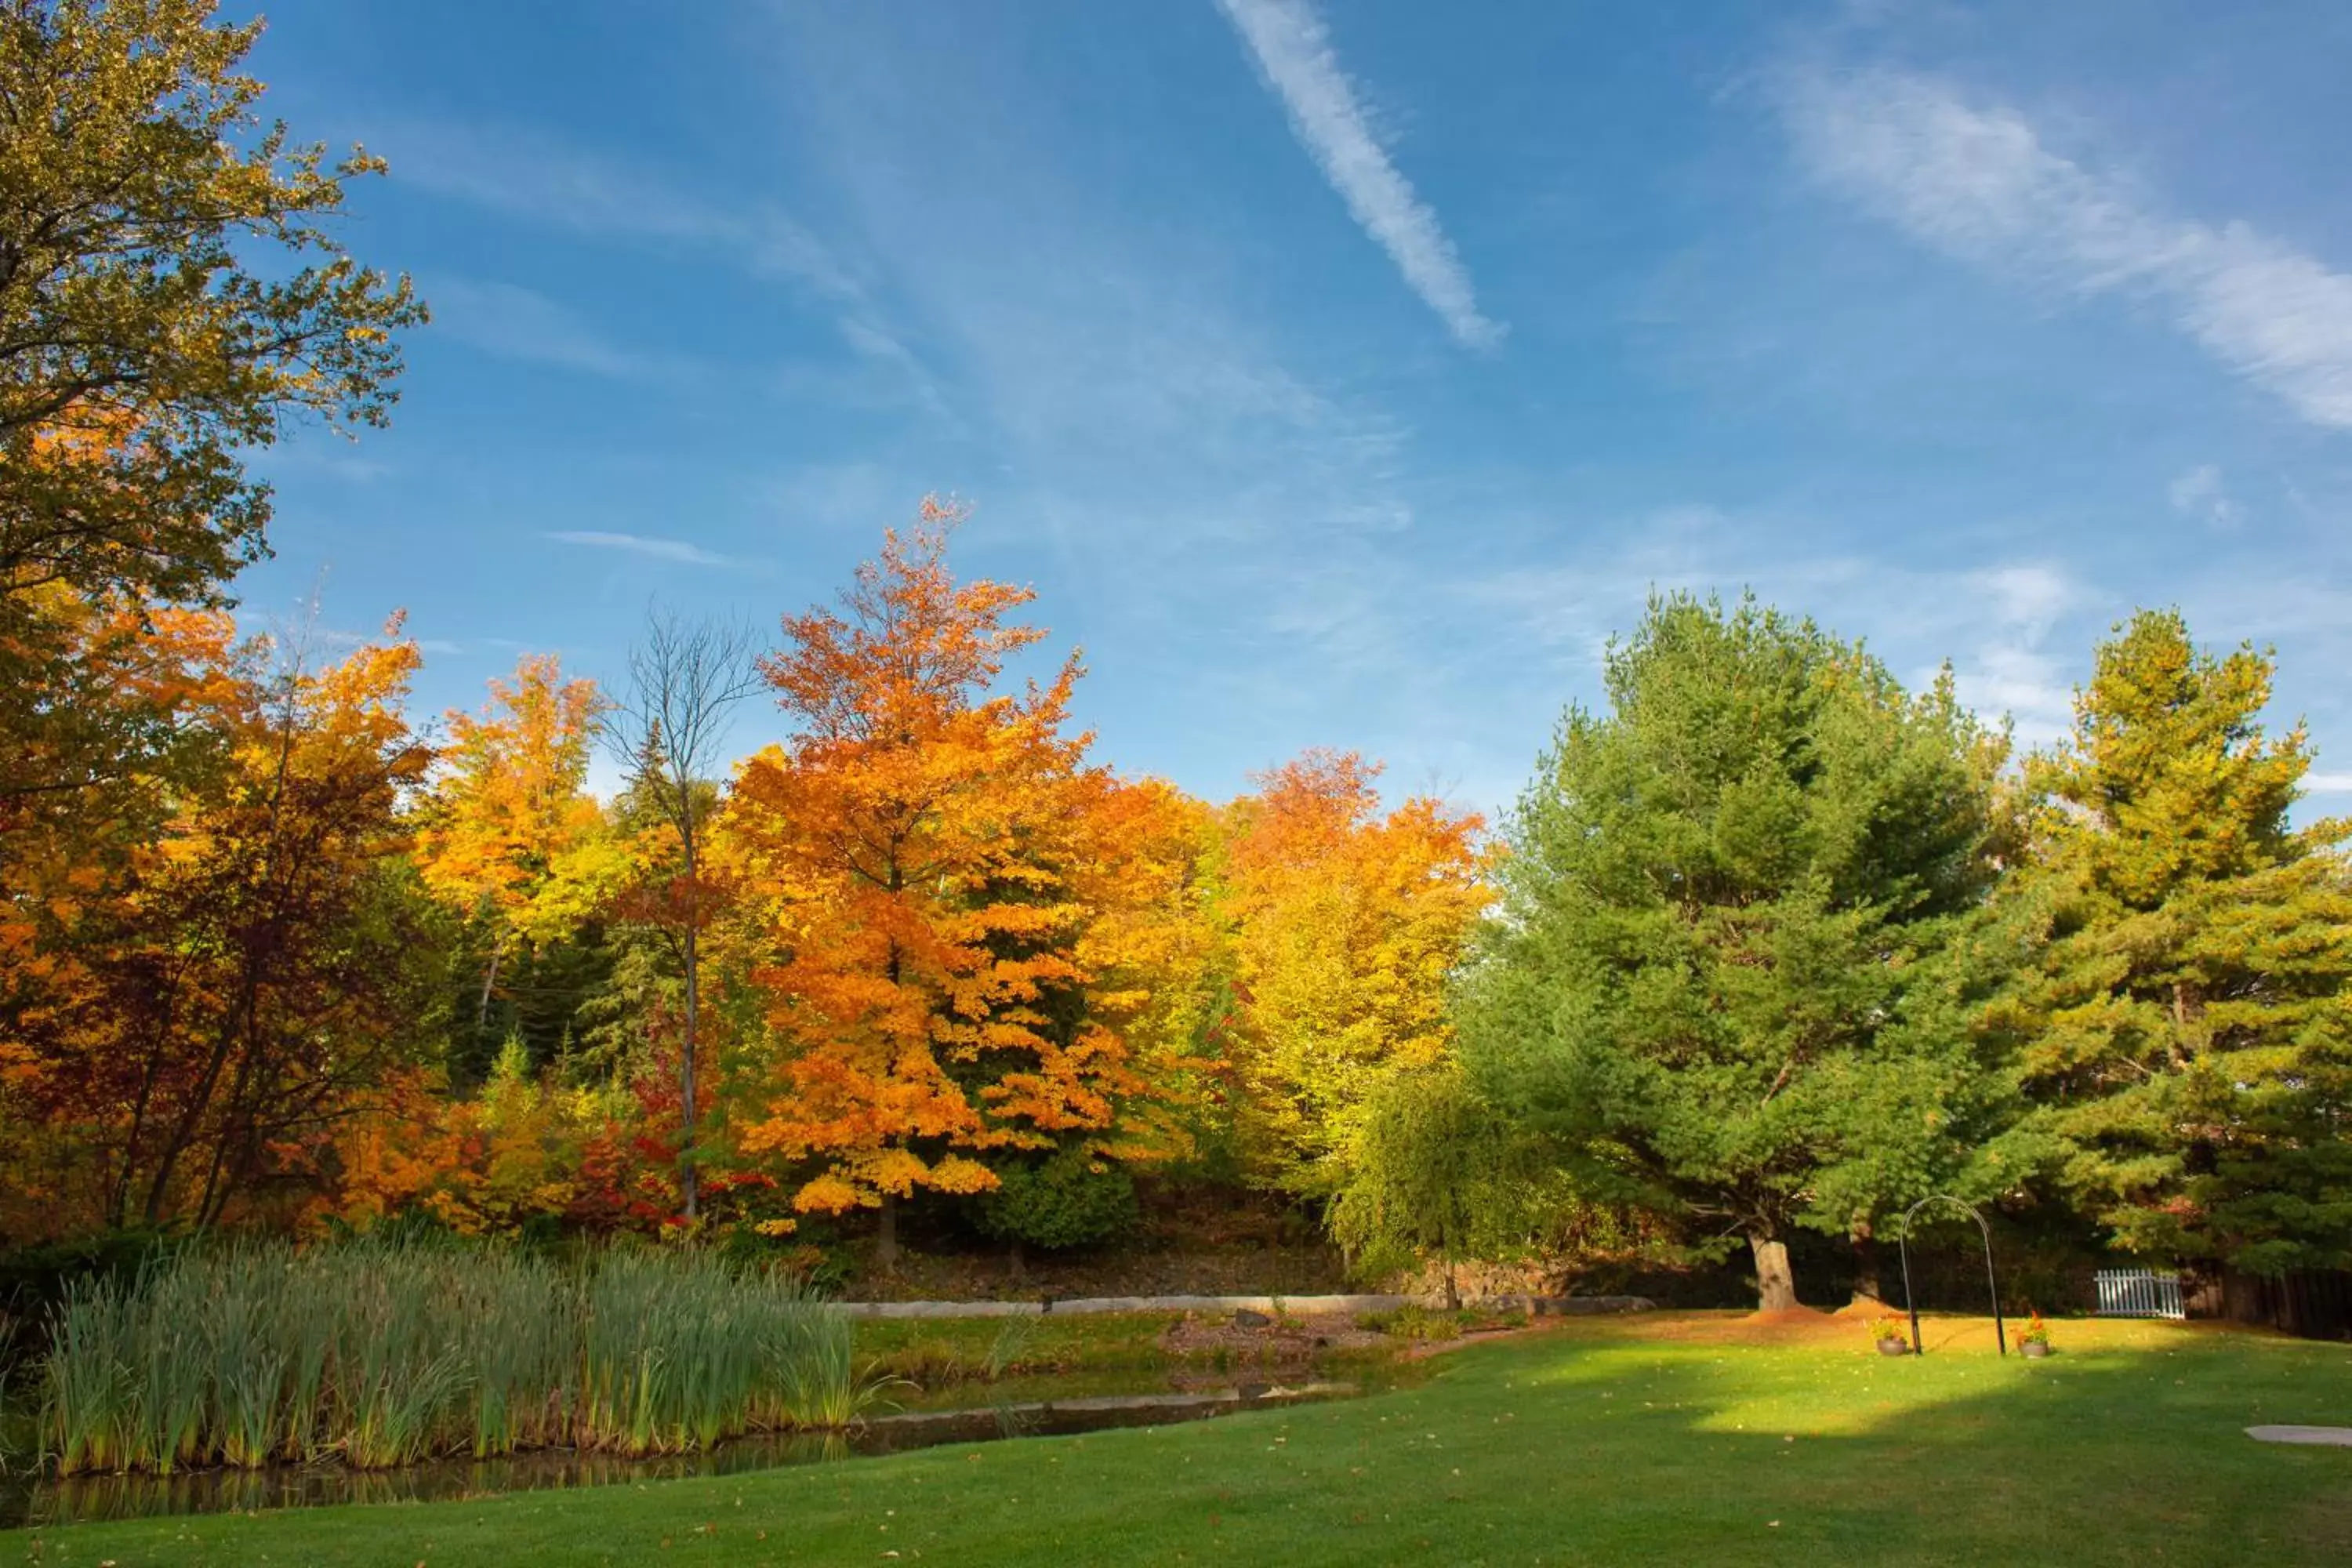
[{"x1": 722, "y1": 502, "x2": 1181, "y2": 1255}]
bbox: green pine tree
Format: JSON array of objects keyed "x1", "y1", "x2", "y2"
[
  {"x1": 1998, "y1": 609, "x2": 2352, "y2": 1273},
  {"x1": 1460, "y1": 594, "x2": 2022, "y2": 1309}
]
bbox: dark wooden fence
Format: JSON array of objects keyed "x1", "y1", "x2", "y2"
[{"x1": 2196, "y1": 1269, "x2": 2352, "y2": 1341}]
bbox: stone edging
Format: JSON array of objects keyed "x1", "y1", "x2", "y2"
[
  {"x1": 833, "y1": 1292, "x2": 1656, "y2": 1319},
  {"x1": 836, "y1": 1293, "x2": 1415, "y2": 1319}
]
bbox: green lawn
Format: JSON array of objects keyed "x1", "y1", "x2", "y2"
[{"x1": 9, "y1": 1313, "x2": 2349, "y2": 1566}]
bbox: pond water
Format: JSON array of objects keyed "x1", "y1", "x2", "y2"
[{"x1": 0, "y1": 1374, "x2": 1376, "y2": 1530}]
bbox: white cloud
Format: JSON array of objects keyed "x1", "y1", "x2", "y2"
[
  {"x1": 1214, "y1": 0, "x2": 1504, "y2": 349},
  {"x1": 2303, "y1": 771, "x2": 2352, "y2": 793},
  {"x1": 544, "y1": 531, "x2": 732, "y2": 567},
  {"x1": 1444, "y1": 530, "x2": 2089, "y2": 749},
  {"x1": 1972, "y1": 562, "x2": 2070, "y2": 639},
  {"x1": 429, "y1": 280, "x2": 682, "y2": 380},
  {"x1": 2168, "y1": 464, "x2": 2242, "y2": 529},
  {"x1": 382, "y1": 121, "x2": 861, "y2": 300},
  {"x1": 1946, "y1": 562, "x2": 2077, "y2": 742},
  {"x1": 1780, "y1": 67, "x2": 2352, "y2": 430},
  {"x1": 383, "y1": 120, "x2": 953, "y2": 412}
]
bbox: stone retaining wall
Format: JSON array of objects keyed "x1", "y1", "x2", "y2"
[
  {"x1": 837, "y1": 1293, "x2": 1416, "y2": 1319},
  {"x1": 834, "y1": 1292, "x2": 1656, "y2": 1319}
]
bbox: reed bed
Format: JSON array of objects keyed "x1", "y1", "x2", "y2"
[{"x1": 35, "y1": 1241, "x2": 870, "y2": 1475}]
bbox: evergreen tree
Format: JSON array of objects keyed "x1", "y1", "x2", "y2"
[
  {"x1": 1999, "y1": 609, "x2": 2352, "y2": 1272},
  {"x1": 1459, "y1": 594, "x2": 2019, "y2": 1309}
]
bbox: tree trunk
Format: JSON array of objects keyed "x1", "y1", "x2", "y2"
[
  {"x1": 1850, "y1": 1232, "x2": 1883, "y2": 1306},
  {"x1": 143, "y1": 956, "x2": 262, "y2": 1227},
  {"x1": 680, "y1": 924, "x2": 699, "y2": 1221},
  {"x1": 1443, "y1": 1258, "x2": 1461, "y2": 1311},
  {"x1": 1749, "y1": 1232, "x2": 1799, "y2": 1313},
  {"x1": 875, "y1": 1195, "x2": 898, "y2": 1272},
  {"x1": 475, "y1": 942, "x2": 503, "y2": 1033}
]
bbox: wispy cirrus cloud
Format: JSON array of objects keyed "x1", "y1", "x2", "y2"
[
  {"x1": 430, "y1": 279, "x2": 686, "y2": 380},
  {"x1": 2169, "y1": 464, "x2": 2243, "y2": 529},
  {"x1": 1213, "y1": 0, "x2": 1503, "y2": 349},
  {"x1": 382, "y1": 120, "x2": 861, "y2": 300},
  {"x1": 1779, "y1": 66, "x2": 2352, "y2": 430},
  {"x1": 382, "y1": 119, "x2": 951, "y2": 417},
  {"x1": 544, "y1": 531, "x2": 732, "y2": 568}
]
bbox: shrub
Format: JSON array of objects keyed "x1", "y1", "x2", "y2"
[{"x1": 975, "y1": 1148, "x2": 1139, "y2": 1251}]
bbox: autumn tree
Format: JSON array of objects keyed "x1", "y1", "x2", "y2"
[
  {"x1": 1457, "y1": 594, "x2": 2018, "y2": 1312},
  {"x1": 1, "y1": 0, "x2": 421, "y2": 616},
  {"x1": 723, "y1": 503, "x2": 1176, "y2": 1264},
  {"x1": 413, "y1": 653, "x2": 620, "y2": 1074},
  {"x1": 1216, "y1": 750, "x2": 1489, "y2": 1199},
  {"x1": 0, "y1": 595, "x2": 241, "y2": 1234},
  {"x1": 601, "y1": 611, "x2": 760, "y2": 1221},
  {"x1": 2, "y1": 614, "x2": 437, "y2": 1234},
  {"x1": 1999, "y1": 610, "x2": 2352, "y2": 1272},
  {"x1": 2, "y1": 2, "x2": 420, "y2": 955}
]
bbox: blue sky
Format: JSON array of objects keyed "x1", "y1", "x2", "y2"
[{"x1": 236, "y1": 0, "x2": 2352, "y2": 815}]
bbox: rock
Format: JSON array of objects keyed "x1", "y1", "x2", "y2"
[{"x1": 1232, "y1": 1308, "x2": 1275, "y2": 1329}]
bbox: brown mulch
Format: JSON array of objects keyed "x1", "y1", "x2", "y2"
[{"x1": 1159, "y1": 1311, "x2": 1389, "y2": 1360}]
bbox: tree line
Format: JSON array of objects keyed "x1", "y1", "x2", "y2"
[
  {"x1": 4, "y1": 2, "x2": 2346, "y2": 1305},
  {"x1": 0, "y1": 501, "x2": 1492, "y2": 1261}
]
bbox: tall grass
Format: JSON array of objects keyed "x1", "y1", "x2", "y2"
[{"x1": 36, "y1": 1241, "x2": 872, "y2": 1475}]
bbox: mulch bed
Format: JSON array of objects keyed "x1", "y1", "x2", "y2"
[{"x1": 1160, "y1": 1311, "x2": 1390, "y2": 1359}]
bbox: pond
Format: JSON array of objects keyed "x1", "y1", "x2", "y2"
[{"x1": 0, "y1": 1372, "x2": 1387, "y2": 1530}]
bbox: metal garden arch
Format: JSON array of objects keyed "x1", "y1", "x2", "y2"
[{"x1": 1896, "y1": 1194, "x2": 2006, "y2": 1356}]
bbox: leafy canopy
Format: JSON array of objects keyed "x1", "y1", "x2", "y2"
[
  {"x1": 2001, "y1": 609, "x2": 2352, "y2": 1272},
  {"x1": 1458, "y1": 593, "x2": 2016, "y2": 1305},
  {"x1": 724, "y1": 503, "x2": 1186, "y2": 1221},
  {"x1": 1218, "y1": 750, "x2": 1488, "y2": 1198},
  {"x1": 1, "y1": 0, "x2": 423, "y2": 610}
]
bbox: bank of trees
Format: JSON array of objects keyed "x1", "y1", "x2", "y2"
[
  {"x1": 4, "y1": 2, "x2": 2346, "y2": 1302},
  {"x1": 1421, "y1": 597, "x2": 2352, "y2": 1308},
  {"x1": 0, "y1": 506, "x2": 1494, "y2": 1250}
]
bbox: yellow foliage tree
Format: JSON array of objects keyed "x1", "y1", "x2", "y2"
[
  {"x1": 413, "y1": 654, "x2": 622, "y2": 1036},
  {"x1": 1218, "y1": 750, "x2": 1490, "y2": 1197}
]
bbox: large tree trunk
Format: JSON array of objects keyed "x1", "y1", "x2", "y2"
[
  {"x1": 1749, "y1": 1231, "x2": 1799, "y2": 1313},
  {"x1": 875, "y1": 1195, "x2": 898, "y2": 1272},
  {"x1": 1850, "y1": 1231, "x2": 1883, "y2": 1306}
]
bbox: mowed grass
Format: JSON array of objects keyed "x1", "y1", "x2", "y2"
[{"x1": 9, "y1": 1312, "x2": 2350, "y2": 1566}]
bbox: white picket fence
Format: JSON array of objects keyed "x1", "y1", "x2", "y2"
[{"x1": 2095, "y1": 1269, "x2": 2185, "y2": 1320}]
